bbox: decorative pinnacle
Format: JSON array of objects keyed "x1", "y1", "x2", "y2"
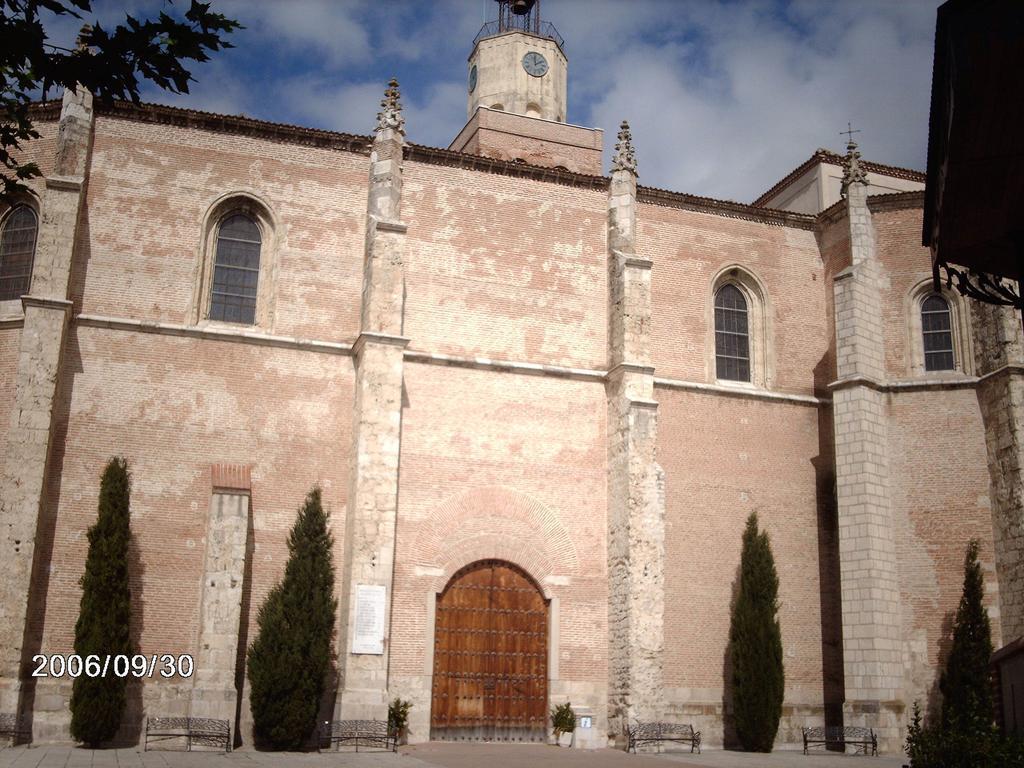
[
  {"x1": 840, "y1": 123, "x2": 867, "y2": 196},
  {"x1": 75, "y1": 24, "x2": 93, "y2": 52},
  {"x1": 611, "y1": 120, "x2": 637, "y2": 175},
  {"x1": 375, "y1": 78, "x2": 405, "y2": 137}
]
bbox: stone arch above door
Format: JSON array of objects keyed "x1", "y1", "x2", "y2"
[{"x1": 416, "y1": 486, "x2": 580, "y2": 592}]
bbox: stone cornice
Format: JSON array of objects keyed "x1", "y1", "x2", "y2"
[
  {"x1": 45, "y1": 176, "x2": 83, "y2": 192},
  {"x1": 833, "y1": 267, "x2": 856, "y2": 282},
  {"x1": 625, "y1": 256, "x2": 653, "y2": 270},
  {"x1": 977, "y1": 363, "x2": 1024, "y2": 385},
  {"x1": 829, "y1": 375, "x2": 887, "y2": 393},
  {"x1": 27, "y1": 101, "x2": 61, "y2": 121},
  {"x1": 74, "y1": 314, "x2": 354, "y2": 355},
  {"x1": 65, "y1": 314, "x2": 986, "y2": 399},
  {"x1": 59, "y1": 313, "x2": 875, "y2": 405},
  {"x1": 752, "y1": 148, "x2": 926, "y2": 208},
  {"x1": 608, "y1": 362, "x2": 656, "y2": 377},
  {"x1": 829, "y1": 373, "x2": 979, "y2": 393},
  {"x1": 629, "y1": 398, "x2": 659, "y2": 410},
  {"x1": 816, "y1": 198, "x2": 849, "y2": 228},
  {"x1": 94, "y1": 99, "x2": 372, "y2": 154},
  {"x1": 637, "y1": 185, "x2": 817, "y2": 230},
  {"x1": 867, "y1": 190, "x2": 926, "y2": 213},
  {"x1": 814, "y1": 190, "x2": 923, "y2": 231},
  {"x1": 0, "y1": 314, "x2": 25, "y2": 329},
  {"x1": 655, "y1": 377, "x2": 828, "y2": 406},
  {"x1": 374, "y1": 219, "x2": 408, "y2": 234},
  {"x1": 403, "y1": 349, "x2": 605, "y2": 383},
  {"x1": 22, "y1": 296, "x2": 73, "y2": 314},
  {"x1": 352, "y1": 332, "x2": 410, "y2": 357},
  {"x1": 404, "y1": 142, "x2": 609, "y2": 191},
  {"x1": 31, "y1": 99, "x2": 833, "y2": 230}
]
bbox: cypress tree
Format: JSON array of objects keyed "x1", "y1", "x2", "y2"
[
  {"x1": 247, "y1": 487, "x2": 337, "y2": 749},
  {"x1": 70, "y1": 457, "x2": 134, "y2": 747},
  {"x1": 729, "y1": 512, "x2": 784, "y2": 752},
  {"x1": 939, "y1": 539, "x2": 993, "y2": 731}
]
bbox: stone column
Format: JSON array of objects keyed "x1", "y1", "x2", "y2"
[
  {"x1": 604, "y1": 122, "x2": 666, "y2": 738},
  {"x1": 829, "y1": 141, "x2": 904, "y2": 750},
  {"x1": 190, "y1": 465, "x2": 252, "y2": 739},
  {"x1": 971, "y1": 300, "x2": 1024, "y2": 643},
  {"x1": 0, "y1": 86, "x2": 93, "y2": 716},
  {"x1": 334, "y1": 80, "x2": 409, "y2": 721}
]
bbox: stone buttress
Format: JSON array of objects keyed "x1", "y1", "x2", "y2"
[
  {"x1": 829, "y1": 140, "x2": 904, "y2": 750},
  {"x1": 190, "y1": 465, "x2": 252, "y2": 739},
  {"x1": 334, "y1": 80, "x2": 409, "y2": 720},
  {"x1": 971, "y1": 300, "x2": 1024, "y2": 645},
  {"x1": 604, "y1": 122, "x2": 667, "y2": 739},
  {"x1": 0, "y1": 87, "x2": 93, "y2": 729}
]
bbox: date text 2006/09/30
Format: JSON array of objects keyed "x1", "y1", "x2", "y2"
[{"x1": 31, "y1": 654, "x2": 194, "y2": 679}]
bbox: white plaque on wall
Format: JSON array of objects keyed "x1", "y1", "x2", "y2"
[{"x1": 351, "y1": 584, "x2": 386, "y2": 655}]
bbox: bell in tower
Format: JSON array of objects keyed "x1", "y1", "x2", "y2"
[
  {"x1": 450, "y1": 0, "x2": 604, "y2": 176},
  {"x1": 465, "y1": 0, "x2": 567, "y2": 122}
]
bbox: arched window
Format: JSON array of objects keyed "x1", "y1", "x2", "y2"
[
  {"x1": 209, "y1": 213, "x2": 261, "y2": 324},
  {"x1": 921, "y1": 293, "x2": 955, "y2": 371},
  {"x1": 715, "y1": 283, "x2": 750, "y2": 382},
  {"x1": 0, "y1": 205, "x2": 39, "y2": 301}
]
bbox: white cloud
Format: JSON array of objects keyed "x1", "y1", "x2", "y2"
[
  {"x1": 66, "y1": 0, "x2": 943, "y2": 202},
  {"x1": 563, "y1": 0, "x2": 939, "y2": 200},
  {"x1": 273, "y1": 74, "x2": 465, "y2": 148},
  {"x1": 219, "y1": 0, "x2": 373, "y2": 68}
]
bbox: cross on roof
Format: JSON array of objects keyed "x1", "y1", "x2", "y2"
[{"x1": 841, "y1": 122, "x2": 861, "y2": 144}]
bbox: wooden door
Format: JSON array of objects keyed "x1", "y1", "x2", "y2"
[{"x1": 431, "y1": 560, "x2": 548, "y2": 742}]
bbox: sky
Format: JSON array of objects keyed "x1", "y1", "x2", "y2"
[{"x1": 39, "y1": 0, "x2": 944, "y2": 203}]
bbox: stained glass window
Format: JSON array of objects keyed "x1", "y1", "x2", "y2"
[
  {"x1": 715, "y1": 284, "x2": 750, "y2": 382},
  {"x1": 210, "y1": 214, "x2": 261, "y2": 324},
  {"x1": 0, "y1": 206, "x2": 38, "y2": 301},
  {"x1": 922, "y1": 294, "x2": 954, "y2": 371}
]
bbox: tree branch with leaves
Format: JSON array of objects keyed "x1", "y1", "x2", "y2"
[{"x1": 1, "y1": 0, "x2": 240, "y2": 202}]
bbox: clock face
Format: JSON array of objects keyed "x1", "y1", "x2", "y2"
[
  {"x1": 522, "y1": 51, "x2": 548, "y2": 77},
  {"x1": 469, "y1": 64, "x2": 477, "y2": 92}
]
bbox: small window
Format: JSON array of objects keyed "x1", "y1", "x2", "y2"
[
  {"x1": 0, "y1": 206, "x2": 39, "y2": 301},
  {"x1": 922, "y1": 294, "x2": 955, "y2": 371},
  {"x1": 715, "y1": 284, "x2": 750, "y2": 382},
  {"x1": 209, "y1": 214, "x2": 261, "y2": 324}
]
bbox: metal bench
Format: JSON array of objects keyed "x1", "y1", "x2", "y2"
[
  {"x1": 318, "y1": 719, "x2": 396, "y2": 752},
  {"x1": 802, "y1": 725, "x2": 877, "y2": 755},
  {"x1": 627, "y1": 720, "x2": 701, "y2": 754},
  {"x1": 0, "y1": 713, "x2": 31, "y2": 745},
  {"x1": 144, "y1": 717, "x2": 230, "y2": 752}
]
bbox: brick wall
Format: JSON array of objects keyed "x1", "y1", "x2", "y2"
[
  {"x1": 25, "y1": 325, "x2": 353, "y2": 738},
  {"x1": 402, "y1": 161, "x2": 608, "y2": 369},
  {"x1": 76, "y1": 116, "x2": 367, "y2": 339},
  {"x1": 888, "y1": 388, "x2": 997, "y2": 714},
  {"x1": 657, "y1": 387, "x2": 836, "y2": 743},
  {"x1": 643, "y1": 204, "x2": 828, "y2": 396},
  {"x1": 390, "y1": 362, "x2": 608, "y2": 741}
]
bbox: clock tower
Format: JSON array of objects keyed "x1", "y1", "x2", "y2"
[
  {"x1": 451, "y1": 0, "x2": 603, "y2": 175},
  {"x1": 467, "y1": 0, "x2": 567, "y2": 122}
]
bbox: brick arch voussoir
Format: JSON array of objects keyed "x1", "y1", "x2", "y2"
[
  {"x1": 417, "y1": 486, "x2": 579, "y2": 588},
  {"x1": 431, "y1": 535, "x2": 556, "y2": 599}
]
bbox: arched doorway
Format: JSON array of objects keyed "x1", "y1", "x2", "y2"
[{"x1": 431, "y1": 560, "x2": 548, "y2": 742}]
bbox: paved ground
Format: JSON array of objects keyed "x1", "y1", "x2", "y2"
[{"x1": 0, "y1": 744, "x2": 909, "y2": 768}]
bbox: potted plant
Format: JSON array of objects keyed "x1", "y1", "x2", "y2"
[
  {"x1": 551, "y1": 701, "x2": 576, "y2": 747},
  {"x1": 388, "y1": 697, "x2": 413, "y2": 745}
]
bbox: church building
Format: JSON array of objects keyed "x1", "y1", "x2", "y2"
[{"x1": 2, "y1": 0, "x2": 1021, "y2": 753}]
